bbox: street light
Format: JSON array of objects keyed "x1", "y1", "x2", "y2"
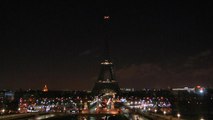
[
  {"x1": 163, "y1": 111, "x2": 166, "y2": 115},
  {"x1": 177, "y1": 113, "x2": 181, "y2": 119},
  {"x1": 1, "y1": 109, "x2": 5, "y2": 113}
]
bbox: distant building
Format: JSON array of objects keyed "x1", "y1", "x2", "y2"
[
  {"x1": 172, "y1": 87, "x2": 195, "y2": 93},
  {"x1": 120, "y1": 88, "x2": 135, "y2": 92},
  {"x1": 42, "y1": 85, "x2": 48, "y2": 92},
  {"x1": 172, "y1": 86, "x2": 206, "y2": 95},
  {"x1": 0, "y1": 90, "x2": 14, "y2": 101},
  {"x1": 0, "y1": 90, "x2": 15, "y2": 113}
]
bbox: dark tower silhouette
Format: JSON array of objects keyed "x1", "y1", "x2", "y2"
[{"x1": 92, "y1": 16, "x2": 120, "y2": 95}]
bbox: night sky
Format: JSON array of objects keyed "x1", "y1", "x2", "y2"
[{"x1": 0, "y1": 1, "x2": 213, "y2": 90}]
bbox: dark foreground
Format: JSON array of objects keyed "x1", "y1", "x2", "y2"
[
  {"x1": 46, "y1": 114, "x2": 128, "y2": 120},
  {"x1": 0, "y1": 113, "x2": 129, "y2": 120}
]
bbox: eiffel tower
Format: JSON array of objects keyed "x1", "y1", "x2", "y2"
[{"x1": 92, "y1": 16, "x2": 120, "y2": 95}]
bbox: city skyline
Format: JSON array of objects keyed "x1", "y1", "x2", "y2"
[{"x1": 0, "y1": 1, "x2": 213, "y2": 90}]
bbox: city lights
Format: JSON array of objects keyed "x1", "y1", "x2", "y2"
[{"x1": 0, "y1": 1, "x2": 212, "y2": 119}]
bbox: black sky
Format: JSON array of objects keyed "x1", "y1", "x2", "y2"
[{"x1": 0, "y1": 0, "x2": 213, "y2": 90}]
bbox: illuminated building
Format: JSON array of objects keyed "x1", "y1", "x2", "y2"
[
  {"x1": 43, "y1": 85, "x2": 48, "y2": 92},
  {"x1": 172, "y1": 87, "x2": 195, "y2": 93},
  {"x1": 120, "y1": 88, "x2": 135, "y2": 92},
  {"x1": 172, "y1": 86, "x2": 206, "y2": 94}
]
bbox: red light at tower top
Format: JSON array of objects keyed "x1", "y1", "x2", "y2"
[{"x1": 104, "y1": 16, "x2": 110, "y2": 20}]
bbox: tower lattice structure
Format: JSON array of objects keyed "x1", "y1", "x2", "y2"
[{"x1": 92, "y1": 16, "x2": 120, "y2": 95}]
